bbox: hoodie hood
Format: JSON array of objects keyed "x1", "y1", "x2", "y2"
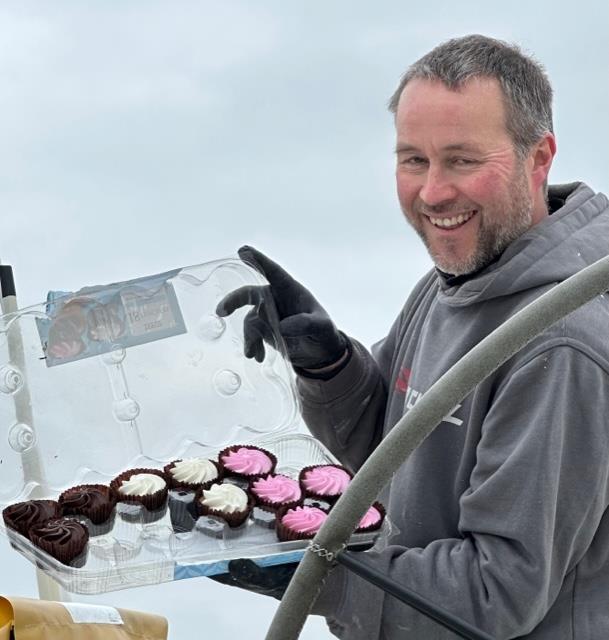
[{"x1": 437, "y1": 182, "x2": 609, "y2": 307}]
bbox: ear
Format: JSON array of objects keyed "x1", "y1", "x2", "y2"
[{"x1": 529, "y1": 132, "x2": 556, "y2": 191}]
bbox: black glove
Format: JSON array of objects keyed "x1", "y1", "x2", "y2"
[
  {"x1": 209, "y1": 559, "x2": 298, "y2": 600},
  {"x1": 216, "y1": 246, "x2": 348, "y2": 371}
]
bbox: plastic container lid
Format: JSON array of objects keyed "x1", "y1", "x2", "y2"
[{"x1": 0, "y1": 259, "x2": 301, "y2": 505}]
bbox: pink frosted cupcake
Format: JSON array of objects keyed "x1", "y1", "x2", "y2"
[
  {"x1": 276, "y1": 505, "x2": 328, "y2": 542},
  {"x1": 250, "y1": 474, "x2": 303, "y2": 513},
  {"x1": 355, "y1": 502, "x2": 386, "y2": 533},
  {"x1": 299, "y1": 464, "x2": 352, "y2": 502},
  {"x1": 218, "y1": 445, "x2": 277, "y2": 481}
]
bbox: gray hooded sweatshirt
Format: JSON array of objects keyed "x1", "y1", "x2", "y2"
[{"x1": 299, "y1": 183, "x2": 609, "y2": 639}]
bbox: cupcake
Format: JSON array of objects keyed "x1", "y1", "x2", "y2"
[
  {"x1": 30, "y1": 517, "x2": 89, "y2": 567},
  {"x1": 2, "y1": 500, "x2": 60, "y2": 538},
  {"x1": 250, "y1": 474, "x2": 303, "y2": 513},
  {"x1": 110, "y1": 468, "x2": 168, "y2": 524},
  {"x1": 164, "y1": 458, "x2": 222, "y2": 492},
  {"x1": 29, "y1": 517, "x2": 89, "y2": 567},
  {"x1": 299, "y1": 464, "x2": 352, "y2": 502},
  {"x1": 58, "y1": 484, "x2": 116, "y2": 536},
  {"x1": 276, "y1": 505, "x2": 328, "y2": 542},
  {"x1": 218, "y1": 445, "x2": 277, "y2": 481},
  {"x1": 164, "y1": 458, "x2": 222, "y2": 532},
  {"x1": 195, "y1": 482, "x2": 254, "y2": 528},
  {"x1": 355, "y1": 502, "x2": 386, "y2": 533}
]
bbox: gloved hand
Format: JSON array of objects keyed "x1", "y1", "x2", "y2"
[
  {"x1": 209, "y1": 559, "x2": 298, "y2": 600},
  {"x1": 216, "y1": 246, "x2": 348, "y2": 370}
]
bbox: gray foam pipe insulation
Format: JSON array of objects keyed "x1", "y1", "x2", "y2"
[{"x1": 265, "y1": 254, "x2": 609, "y2": 640}]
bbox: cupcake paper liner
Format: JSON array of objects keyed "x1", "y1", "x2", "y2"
[
  {"x1": 58, "y1": 483, "x2": 116, "y2": 526},
  {"x1": 298, "y1": 464, "x2": 353, "y2": 503},
  {"x1": 110, "y1": 467, "x2": 168, "y2": 512},
  {"x1": 218, "y1": 444, "x2": 277, "y2": 481},
  {"x1": 194, "y1": 484, "x2": 255, "y2": 528},
  {"x1": 163, "y1": 459, "x2": 223, "y2": 492}
]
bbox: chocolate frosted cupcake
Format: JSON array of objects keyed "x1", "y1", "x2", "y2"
[
  {"x1": 355, "y1": 502, "x2": 386, "y2": 533},
  {"x1": 2, "y1": 500, "x2": 60, "y2": 538},
  {"x1": 276, "y1": 505, "x2": 328, "y2": 542},
  {"x1": 164, "y1": 458, "x2": 222, "y2": 533},
  {"x1": 29, "y1": 517, "x2": 89, "y2": 567},
  {"x1": 299, "y1": 464, "x2": 352, "y2": 502},
  {"x1": 195, "y1": 482, "x2": 254, "y2": 528},
  {"x1": 110, "y1": 468, "x2": 168, "y2": 524},
  {"x1": 218, "y1": 445, "x2": 277, "y2": 481},
  {"x1": 59, "y1": 484, "x2": 116, "y2": 536},
  {"x1": 250, "y1": 474, "x2": 303, "y2": 513}
]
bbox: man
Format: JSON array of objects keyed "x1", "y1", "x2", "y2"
[{"x1": 215, "y1": 35, "x2": 609, "y2": 638}]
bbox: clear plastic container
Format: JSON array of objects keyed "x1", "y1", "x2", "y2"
[{"x1": 0, "y1": 259, "x2": 381, "y2": 594}]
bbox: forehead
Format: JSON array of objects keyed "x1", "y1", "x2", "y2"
[{"x1": 395, "y1": 77, "x2": 511, "y2": 149}]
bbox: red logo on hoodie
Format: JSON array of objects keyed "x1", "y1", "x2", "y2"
[{"x1": 395, "y1": 367, "x2": 411, "y2": 393}]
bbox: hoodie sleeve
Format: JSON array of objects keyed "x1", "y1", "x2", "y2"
[
  {"x1": 296, "y1": 270, "x2": 437, "y2": 472},
  {"x1": 295, "y1": 328, "x2": 397, "y2": 472},
  {"x1": 313, "y1": 345, "x2": 609, "y2": 639}
]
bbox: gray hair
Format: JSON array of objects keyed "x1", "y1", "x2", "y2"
[{"x1": 388, "y1": 35, "x2": 553, "y2": 158}]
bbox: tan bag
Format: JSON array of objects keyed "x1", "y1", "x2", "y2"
[{"x1": 0, "y1": 596, "x2": 168, "y2": 640}]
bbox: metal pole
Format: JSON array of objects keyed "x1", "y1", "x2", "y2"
[
  {"x1": 265, "y1": 255, "x2": 609, "y2": 640},
  {"x1": 336, "y1": 551, "x2": 494, "y2": 640},
  {"x1": 0, "y1": 263, "x2": 64, "y2": 602}
]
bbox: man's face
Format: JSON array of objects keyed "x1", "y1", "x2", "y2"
[{"x1": 395, "y1": 77, "x2": 538, "y2": 276}]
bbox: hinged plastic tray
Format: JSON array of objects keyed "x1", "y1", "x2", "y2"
[{"x1": 0, "y1": 259, "x2": 382, "y2": 594}]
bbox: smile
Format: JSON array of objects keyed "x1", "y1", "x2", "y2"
[{"x1": 426, "y1": 210, "x2": 477, "y2": 230}]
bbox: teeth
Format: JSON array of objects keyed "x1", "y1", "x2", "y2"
[{"x1": 429, "y1": 210, "x2": 475, "y2": 228}]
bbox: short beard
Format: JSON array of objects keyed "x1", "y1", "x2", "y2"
[{"x1": 409, "y1": 167, "x2": 534, "y2": 276}]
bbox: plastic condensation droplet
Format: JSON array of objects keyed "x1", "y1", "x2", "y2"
[
  {"x1": 0, "y1": 365, "x2": 23, "y2": 395},
  {"x1": 213, "y1": 369, "x2": 241, "y2": 396},
  {"x1": 197, "y1": 315, "x2": 226, "y2": 341},
  {"x1": 112, "y1": 397, "x2": 140, "y2": 422},
  {"x1": 8, "y1": 423, "x2": 36, "y2": 453},
  {"x1": 102, "y1": 347, "x2": 126, "y2": 365}
]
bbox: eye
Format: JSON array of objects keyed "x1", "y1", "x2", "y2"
[
  {"x1": 399, "y1": 156, "x2": 428, "y2": 167},
  {"x1": 450, "y1": 157, "x2": 479, "y2": 166}
]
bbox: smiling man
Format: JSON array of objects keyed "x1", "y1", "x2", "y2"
[
  {"x1": 393, "y1": 75, "x2": 554, "y2": 276},
  {"x1": 215, "y1": 35, "x2": 609, "y2": 639}
]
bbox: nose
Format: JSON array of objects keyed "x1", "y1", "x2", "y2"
[{"x1": 418, "y1": 165, "x2": 458, "y2": 207}]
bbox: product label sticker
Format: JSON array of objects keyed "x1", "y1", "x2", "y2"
[
  {"x1": 61, "y1": 603, "x2": 124, "y2": 625},
  {"x1": 37, "y1": 269, "x2": 186, "y2": 367}
]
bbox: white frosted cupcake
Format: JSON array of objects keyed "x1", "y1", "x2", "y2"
[
  {"x1": 164, "y1": 458, "x2": 222, "y2": 491},
  {"x1": 110, "y1": 468, "x2": 168, "y2": 524},
  {"x1": 195, "y1": 482, "x2": 254, "y2": 528},
  {"x1": 164, "y1": 458, "x2": 222, "y2": 532}
]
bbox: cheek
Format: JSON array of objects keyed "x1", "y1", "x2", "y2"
[
  {"x1": 395, "y1": 173, "x2": 416, "y2": 208},
  {"x1": 462, "y1": 171, "x2": 506, "y2": 203}
]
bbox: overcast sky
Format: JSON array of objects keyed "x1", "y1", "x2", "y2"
[{"x1": 0, "y1": 1, "x2": 607, "y2": 638}]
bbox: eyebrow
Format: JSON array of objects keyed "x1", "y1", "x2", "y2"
[{"x1": 394, "y1": 143, "x2": 483, "y2": 154}]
